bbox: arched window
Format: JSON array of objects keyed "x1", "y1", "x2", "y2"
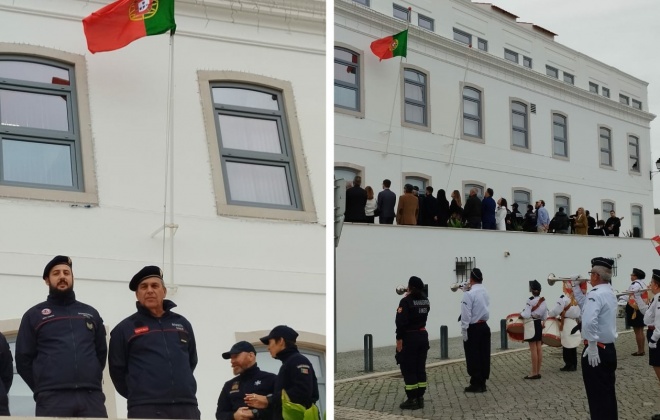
[
  {"x1": 334, "y1": 46, "x2": 362, "y2": 115},
  {"x1": 462, "y1": 86, "x2": 482, "y2": 139},
  {"x1": 511, "y1": 101, "x2": 528, "y2": 149},
  {"x1": 553, "y1": 113, "x2": 568, "y2": 158},
  {"x1": 402, "y1": 67, "x2": 429, "y2": 128}
]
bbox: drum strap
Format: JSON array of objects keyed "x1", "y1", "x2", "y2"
[
  {"x1": 559, "y1": 302, "x2": 572, "y2": 331},
  {"x1": 531, "y1": 297, "x2": 545, "y2": 312}
]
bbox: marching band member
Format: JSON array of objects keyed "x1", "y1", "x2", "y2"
[
  {"x1": 520, "y1": 280, "x2": 547, "y2": 379},
  {"x1": 548, "y1": 281, "x2": 585, "y2": 371},
  {"x1": 395, "y1": 276, "x2": 430, "y2": 410},
  {"x1": 643, "y1": 269, "x2": 660, "y2": 420},
  {"x1": 573, "y1": 257, "x2": 618, "y2": 420},
  {"x1": 620, "y1": 268, "x2": 649, "y2": 356},
  {"x1": 460, "y1": 268, "x2": 490, "y2": 393}
]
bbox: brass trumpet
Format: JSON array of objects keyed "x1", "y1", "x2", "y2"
[
  {"x1": 547, "y1": 273, "x2": 588, "y2": 286},
  {"x1": 616, "y1": 289, "x2": 651, "y2": 299},
  {"x1": 395, "y1": 285, "x2": 407, "y2": 295},
  {"x1": 450, "y1": 282, "x2": 470, "y2": 292}
]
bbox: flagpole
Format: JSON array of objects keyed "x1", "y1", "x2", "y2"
[
  {"x1": 165, "y1": 32, "x2": 177, "y2": 289},
  {"x1": 384, "y1": 12, "x2": 411, "y2": 156}
]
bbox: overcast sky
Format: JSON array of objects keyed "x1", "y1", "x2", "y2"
[{"x1": 487, "y1": 0, "x2": 660, "y2": 206}]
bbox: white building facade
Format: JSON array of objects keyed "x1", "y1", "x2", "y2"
[
  {"x1": 0, "y1": 0, "x2": 326, "y2": 417},
  {"x1": 335, "y1": 0, "x2": 656, "y2": 235}
]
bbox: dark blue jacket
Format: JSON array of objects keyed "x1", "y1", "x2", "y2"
[
  {"x1": 109, "y1": 300, "x2": 198, "y2": 408},
  {"x1": 481, "y1": 196, "x2": 496, "y2": 229},
  {"x1": 15, "y1": 290, "x2": 106, "y2": 395},
  {"x1": 0, "y1": 333, "x2": 13, "y2": 415},
  {"x1": 269, "y1": 346, "x2": 319, "y2": 420},
  {"x1": 216, "y1": 364, "x2": 276, "y2": 420}
]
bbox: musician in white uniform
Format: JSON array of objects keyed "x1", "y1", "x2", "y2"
[
  {"x1": 643, "y1": 269, "x2": 660, "y2": 420},
  {"x1": 460, "y1": 268, "x2": 490, "y2": 393},
  {"x1": 548, "y1": 281, "x2": 584, "y2": 371},
  {"x1": 572, "y1": 257, "x2": 618, "y2": 420},
  {"x1": 620, "y1": 268, "x2": 649, "y2": 356},
  {"x1": 520, "y1": 280, "x2": 547, "y2": 379}
]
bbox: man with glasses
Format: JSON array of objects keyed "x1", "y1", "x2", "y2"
[{"x1": 572, "y1": 258, "x2": 618, "y2": 420}]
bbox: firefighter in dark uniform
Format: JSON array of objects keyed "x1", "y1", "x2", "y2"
[
  {"x1": 395, "y1": 276, "x2": 430, "y2": 410},
  {"x1": 0, "y1": 332, "x2": 13, "y2": 416},
  {"x1": 15, "y1": 255, "x2": 108, "y2": 418},
  {"x1": 246, "y1": 325, "x2": 319, "y2": 420},
  {"x1": 109, "y1": 266, "x2": 200, "y2": 419},
  {"x1": 573, "y1": 257, "x2": 618, "y2": 420},
  {"x1": 216, "y1": 341, "x2": 276, "y2": 420}
]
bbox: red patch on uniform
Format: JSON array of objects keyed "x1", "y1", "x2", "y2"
[
  {"x1": 397, "y1": 307, "x2": 403, "y2": 313},
  {"x1": 41, "y1": 308, "x2": 52, "y2": 315},
  {"x1": 134, "y1": 326, "x2": 149, "y2": 334},
  {"x1": 300, "y1": 367, "x2": 309, "y2": 374}
]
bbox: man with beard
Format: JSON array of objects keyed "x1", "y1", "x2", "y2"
[
  {"x1": 215, "y1": 341, "x2": 276, "y2": 420},
  {"x1": 16, "y1": 255, "x2": 108, "y2": 418}
]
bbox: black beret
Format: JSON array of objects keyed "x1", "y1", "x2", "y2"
[
  {"x1": 408, "y1": 276, "x2": 424, "y2": 290},
  {"x1": 632, "y1": 268, "x2": 646, "y2": 279},
  {"x1": 529, "y1": 280, "x2": 542, "y2": 291},
  {"x1": 653, "y1": 269, "x2": 660, "y2": 281},
  {"x1": 43, "y1": 255, "x2": 72, "y2": 279},
  {"x1": 129, "y1": 266, "x2": 163, "y2": 291},
  {"x1": 591, "y1": 257, "x2": 614, "y2": 269},
  {"x1": 259, "y1": 325, "x2": 298, "y2": 344},
  {"x1": 221, "y1": 341, "x2": 256, "y2": 359},
  {"x1": 470, "y1": 268, "x2": 483, "y2": 282}
]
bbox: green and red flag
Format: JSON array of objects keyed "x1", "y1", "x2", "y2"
[
  {"x1": 370, "y1": 29, "x2": 408, "y2": 61},
  {"x1": 83, "y1": 0, "x2": 176, "y2": 54}
]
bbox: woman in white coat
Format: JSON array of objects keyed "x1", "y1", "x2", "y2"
[{"x1": 495, "y1": 198, "x2": 509, "y2": 231}]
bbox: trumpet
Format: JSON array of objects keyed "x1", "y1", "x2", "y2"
[
  {"x1": 450, "y1": 282, "x2": 470, "y2": 292},
  {"x1": 615, "y1": 289, "x2": 651, "y2": 299},
  {"x1": 395, "y1": 285, "x2": 407, "y2": 295},
  {"x1": 547, "y1": 273, "x2": 588, "y2": 286}
]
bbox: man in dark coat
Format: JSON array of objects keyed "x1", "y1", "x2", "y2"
[
  {"x1": 463, "y1": 188, "x2": 482, "y2": 229},
  {"x1": 421, "y1": 187, "x2": 438, "y2": 226},
  {"x1": 344, "y1": 176, "x2": 367, "y2": 223},
  {"x1": 605, "y1": 211, "x2": 623, "y2": 237},
  {"x1": 376, "y1": 179, "x2": 397, "y2": 224},
  {"x1": 0, "y1": 333, "x2": 12, "y2": 416},
  {"x1": 481, "y1": 188, "x2": 496, "y2": 230}
]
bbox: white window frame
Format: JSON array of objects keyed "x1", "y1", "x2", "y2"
[
  {"x1": 589, "y1": 82, "x2": 599, "y2": 94},
  {"x1": 198, "y1": 71, "x2": 316, "y2": 222},
  {"x1": 631, "y1": 204, "x2": 643, "y2": 238},
  {"x1": 546, "y1": 65, "x2": 558, "y2": 78},
  {"x1": 460, "y1": 83, "x2": 484, "y2": 142},
  {"x1": 453, "y1": 28, "x2": 472, "y2": 46},
  {"x1": 512, "y1": 188, "x2": 532, "y2": 209},
  {"x1": 601, "y1": 200, "x2": 615, "y2": 218},
  {"x1": 552, "y1": 112, "x2": 569, "y2": 159},
  {"x1": 478, "y1": 38, "x2": 488, "y2": 51},
  {"x1": 334, "y1": 43, "x2": 365, "y2": 118},
  {"x1": 510, "y1": 98, "x2": 530, "y2": 151},
  {"x1": 403, "y1": 172, "x2": 431, "y2": 194},
  {"x1": 598, "y1": 125, "x2": 613, "y2": 168},
  {"x1": 400, "y1": 64, "x2": 430, "y2": 131},
  {"x1": 463, "y1": 181, "x2": 485, "y2": 202},
  {"x1": 504, "y1": 49, "x2": 518, "y2": 64},
  {"x1": 628, "y1": 134, "x2": 640, "y2": 175},
  {"x1": 554, "y1": 194, "x2": 571, "y2": 216},
  {"x1": 619, "y1": 94, "x2": 630, "y2": 105},
  {"x1": 563, "y1": 72, "x2": 574, "y2": 85},
  {"x1": 334, "y1": 163, "x2": 364, "y2": 187},
  {"x1": 632, "y1": 99, "x2": 642, "y2": 110},
  {"x1": 602, "y1": 87, "x2": 610, "y2": 98}
]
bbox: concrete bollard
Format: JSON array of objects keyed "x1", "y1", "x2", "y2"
[
  {"x1": 364, "y1": 334, "x2": 373, "y2": 372},
  {"x1": 440, "y1": 325, "x2": 448, "y2": 359},
  {"x1": 500, "y1": 319, "x2": 508, "y2": 350}
]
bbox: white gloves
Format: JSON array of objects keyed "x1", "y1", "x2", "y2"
[
  {"x1": 583, "y1": 341, "x2": 600, "y2": 367},
  {"x1": 462, "y1": 330, "x2": 468, "y2": 342},
  {"x1": 650, "y1": 340, "x2": 657, "y2": 349},
  {"x1": 571, "y1": 279, "x2": 582, "y2": 287}
]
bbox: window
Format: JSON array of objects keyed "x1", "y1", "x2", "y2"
[
  {"x1": 602, "y1": 201, "x2": 614, "y2": 217},
  {"x1": 563, "y1": 73, "x2": 574, "y2": 85},
  {"x1": 619, "y1": 94, "x2": 629, "y2": 105},
  {"x1": 405, "y1": 175, "x2": 428, "y2": 192},
  {"x1": 629, "y1": 135, "x2": 640, "y2": 173},
  {"x1": 418, "y1": 14, "x2": 434, "y2": 31},
  {"x1": 589, "y1": 82, "x2": 599, "y2": 94},
  {"x1": 511, "y1": 101, "x2": 528, "y2": 149},
  {"x1": 199, "y1": 71, "x2": 316, "y2": 222},
  {"x1": 334, "y1": 46, "x2": 363, "y2": 116},
  {"x1": 632, "y1": 99, "x2": 642, "y2": 110},
  {"x1": 523, "y1": 56, "x2": 532, "y2": 69},
  {"x1": 546, "y1": 65, "x2": 558, "y2": 78},
  {"x1": 453, "y1": 28, "x2": 471, "y2": 46},
  {"x1": 513, "y1": 189, "x2": 531, "y2": 209},
  {"x1": 599, "y1": 126, "x2": 612, "y2": 167},
  {"x1": 555, "y1": 195, "x2": 570, "y2": 216},
  {"x1": 0, "y1": 49, "x2": 98, "y2": 203},
  {"x1": 478, "y1": 38, "x2": 488, "y2": 51},
  {"x1": 462, "y1": 86, "x2": 482, "y2": 139},
  {"x1": 552, "y1": 113, "x2": 568, "y2": 158},
  {"x1": 602, "y1": 87, "x2": 610, "y2": 98},
  {"x1": 353, "y1": 0, "x2": 369, "y2": 5},
  {"x1": 334, "y1": 166, "x2": 361, "y2": 186},
  {"x1": 504, "y1": 49, "x2": 518, "y2": 63},
  {"x1": 463, "y1": 182, "x2": 484, "y2": 202},
  {"x1": 393, "y1": 4, "x2": 409, "y2": 21},
  {"x1": 402, "y1": 67, "x2": 429, "y2": 128},
  {"x1": 631, "y1": 205, "x2": 643, "y2": 237},
  {"x1": 7, "y1": 339, "x2": 34, "y2": 416}
]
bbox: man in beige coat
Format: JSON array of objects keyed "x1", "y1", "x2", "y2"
[{"x1": 396, "y1": 184, "x2": 419, "y2": 225}]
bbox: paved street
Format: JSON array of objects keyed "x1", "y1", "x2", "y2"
[{"x1": 335, "y1": 326, "x2": 660, "y2": 419}]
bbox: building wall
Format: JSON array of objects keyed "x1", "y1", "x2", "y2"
[{"x1": 0, "y1": 0, "x2": 325, "y2": 416}]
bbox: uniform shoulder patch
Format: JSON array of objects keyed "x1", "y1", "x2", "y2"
[
  {"x1": 528, "y1": 296, "x2": 534, "y2": 300},
  {"x1": 297, "y1": 364, "x2": 310, "y2": 374}
]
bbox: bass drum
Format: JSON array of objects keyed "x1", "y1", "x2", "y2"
[
  {"x1": 560, "y1": 317, "x2": 581, "y2": 348},
  {"x1": 505, "y1": 313, "x2": 524, "y2": 342},
  {"x1": 542, "y1": 317, "x2": 562, "y2": 347}
]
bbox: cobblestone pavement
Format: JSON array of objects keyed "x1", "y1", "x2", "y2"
[{"x1": 335, "y1": 323, "x2": 659, "y2": 420}]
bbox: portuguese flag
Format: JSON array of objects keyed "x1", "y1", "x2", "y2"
[
  {"x1": 83, "y1": 0, "x2": 176, "y2": 54},
  {"x1": 370, "y1": 30, "x2": 408, "y2": 61}
]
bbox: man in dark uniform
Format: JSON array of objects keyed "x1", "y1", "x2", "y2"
[
  {"x1": 463, "y1": 188, "x2": 482, "y2": 229},
  {"x1": 395, "y1": 276, "x2": 430, "y2": 410},
  {"x1": 216, "y1": 341, "x2": 276, "y2": 420},
  {"x1": 16, "y1": 255, "x2": 108, "y2": 418},
  {"x1": 461, "y1": 268, "x2": 490, "y2": 392},
  {"x1": 573, "y1": 257, "x2": 618, "y2": 420},
  {"x1": 344, "y1": 175, "x2": 367, "y2": 223},
  {"x1": 621, "y1": 268, "x2": 649, "y2": 356},
  {"x1": 246, "y1": 326, "x2": 319, "y2": 420},
  {"x1": 0, "y1": 332, "x2": 13, "y2": 416},
  {"x1": 109, "y1": 266, "x2": 200, "y2": 419}
]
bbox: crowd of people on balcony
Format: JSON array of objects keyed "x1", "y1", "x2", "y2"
[{"x1": 344, "y1": 176, "x2": 627, "y2": 237}]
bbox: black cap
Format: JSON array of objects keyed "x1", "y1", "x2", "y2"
[
  {"x1": 408, "y1": 276, "x2": 424, "y2": 290},
  {"x1": 632, "y1": 268, "x2": 646, "y2": 279},
  {"x1": 259, "y1": 325, "x2": 298, "y2": 344},
  {"x1": 653, "y1": 269, "x2": 660, "y2": 281},
  {"x1": 129, "y1": 266, "x2": 163, "y2": 291},
  {"x1": 221, "y1": 341, "x2": 256, "y2": 359},
  {"x1": 470, "y1": 268, "x2": 483, "y2": 282},
  {"x1": 512, "y1": 203, "x2": 519, "y2": 208},
  {"x1": 529, "y1": 280, "x2": 542, "y2": 291},
  {"x1": 591, "y1": 257, "x2": 614, "y2": 269},
  {"x1": 43, "y1": 255, "x2": 72, "y2": 279}
]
